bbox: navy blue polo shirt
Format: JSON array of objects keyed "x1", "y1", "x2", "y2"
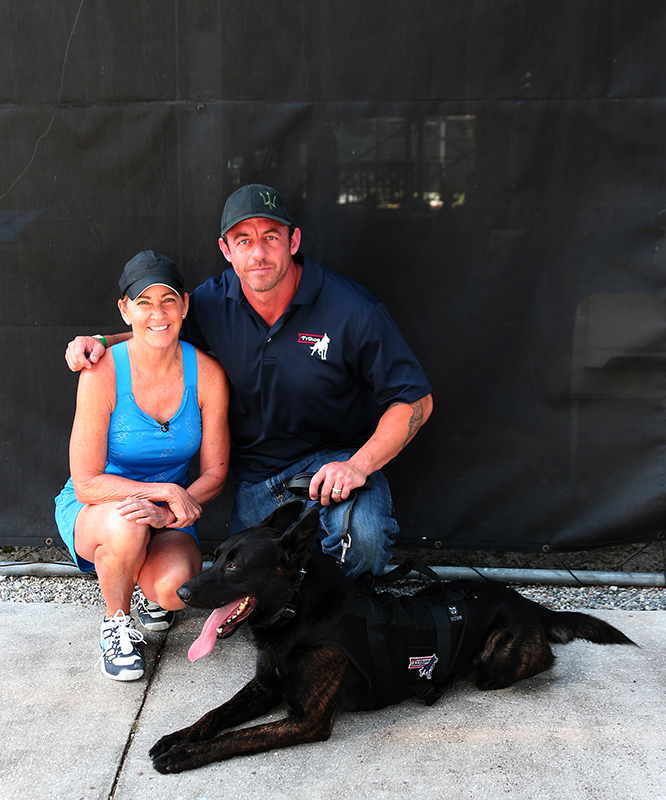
[{"x1": 181, "y1": 255, "x2": 431, "y2": 482}]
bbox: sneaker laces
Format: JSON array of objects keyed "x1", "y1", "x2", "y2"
[
  {"x1": 134, "y1": 588, "x2": 162, "y2": 613},
  {"x1": 99, "y1": 610, "x2": 145, "y2": 662}
]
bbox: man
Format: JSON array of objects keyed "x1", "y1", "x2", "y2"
[{"x1": 66, "y1": 184, "x2": 433, "y2": 578}]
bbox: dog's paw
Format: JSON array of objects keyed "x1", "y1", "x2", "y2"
[
  {"x1": 151, "y1": 743, "x2": 199, "y2": 774},
  {"x1": 151, "y1": 753, "x2": 179, "y2": 774},
  {"x1": 149, "y1": 734, "x2": 180, "y2": 762}
]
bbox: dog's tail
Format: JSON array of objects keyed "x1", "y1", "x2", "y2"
[{"x1": 536, "y1": 606, "x2": 636, "y2": 646}]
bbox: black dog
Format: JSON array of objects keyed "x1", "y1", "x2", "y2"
[{"x1": 150, "y1": 502, "x2": 635, "y2": 774}]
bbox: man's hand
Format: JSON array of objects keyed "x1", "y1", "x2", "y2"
[
  {"x1": 65, "y1": 335, "x2": 107, "y2": 372},
  {"x1": 307, "y1": 396, "x2": 433, "y2": 506},
  {"x1": 309, "y1": 461, "x2": 369, "y2": 506}
]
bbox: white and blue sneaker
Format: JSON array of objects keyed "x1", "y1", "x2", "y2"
[
  {"x1": 136, "y1": 590, "x2": 176, "y2": 632},
  {"x1": 99, "y1": 611, "x2": 145, "y2": 681}
]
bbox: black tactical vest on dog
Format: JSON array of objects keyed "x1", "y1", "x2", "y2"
[{"x1": 319, "y1": 590, "x2": 467, "y2": 710}]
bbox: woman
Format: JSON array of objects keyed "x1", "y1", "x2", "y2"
[{"x1": 55, "y1": 250, "x2": 230, "y2": 681}]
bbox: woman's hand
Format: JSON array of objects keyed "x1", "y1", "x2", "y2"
[
  {"x1": 116, "y1": 497, "x2": 177, "y2": 529},
  {"x1": 161, "y1": 485, "x2": 203, "y2": 527},
  {"x1": 117, "y1": 486, "x2": 202, "y2": 529}
]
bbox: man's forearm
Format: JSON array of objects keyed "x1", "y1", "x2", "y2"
[
  {"x1": 65, "y1": 331, "x2": 133, "y2": 371},
  {"x1": 102, "y1": 331, "x2": 133, "y2": 348},
  {"x1": 348, "y1": 394, "x2": 433, "y2": 478}
]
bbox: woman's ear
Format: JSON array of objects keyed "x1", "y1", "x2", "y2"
[{"x1": 118, "y1": 297, "x2": 131, "y2": 326}]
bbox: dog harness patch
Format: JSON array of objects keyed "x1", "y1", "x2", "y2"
[{"x1": 408, "y1": 654, "x2": 439, "y2": 680}]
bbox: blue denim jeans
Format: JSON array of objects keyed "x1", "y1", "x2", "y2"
[{"x1": 229, "y1": 449, "x2": 399, "y2": 578}]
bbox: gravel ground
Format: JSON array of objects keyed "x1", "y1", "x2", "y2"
[{"x1": 1, "y1": 543, "x2": 665, "y2": 611}]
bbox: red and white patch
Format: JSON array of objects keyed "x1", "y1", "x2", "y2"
[
  {"x1": 408, "y1": 654, "x2": 439, "y2": 680},
  {"x1": 297, "y1": 333, "x2": 324, "y2": 345},
  {"x1": 298, "y1": 332, "x2": 331, "y2": 361}
]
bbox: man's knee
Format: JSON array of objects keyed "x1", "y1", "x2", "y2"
[
  {"x1": 340, "y1": 515, "x2": 398, "y2": 578},
  {"x1": 320, "y1": 484, "x2": 399, "y2": 578}
]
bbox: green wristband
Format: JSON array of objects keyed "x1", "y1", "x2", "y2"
[{"x1": 92, "y1": 334, "x2": 107, "y2": 349}]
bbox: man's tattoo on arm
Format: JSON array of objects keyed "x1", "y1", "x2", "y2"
[{"x1": 388, "y1": 399, "x2": 425, "y2": 450}]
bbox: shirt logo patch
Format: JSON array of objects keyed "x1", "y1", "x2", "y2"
[
  {"x1": 298, "y1": 332, "x2": 330, "y2": 361},
  {"x1": 408, "y1": 654, "x2": 439, "y2": 680}
]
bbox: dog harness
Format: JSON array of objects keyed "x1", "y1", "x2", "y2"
[
  {"x1": 320, "y1": 591, "x2": 467, "y2": 710},
  {"x1": 269, "y1": 587, "x2": 468, "y2": 711}
]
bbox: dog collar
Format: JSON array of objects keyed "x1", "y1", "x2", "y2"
[{"x1": 261, "y1": 568, "x2": 307, "y2": 629}]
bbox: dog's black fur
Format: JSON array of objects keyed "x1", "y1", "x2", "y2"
[{"x1": 150, "y1": 502, "x2": 635, "y2": 774}]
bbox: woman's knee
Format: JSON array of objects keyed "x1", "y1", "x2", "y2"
[
  {"x1": 139, "y1": 535, "x2": 202, "y2": 609},
  {"x1": 141, "y1": 566, "x2": 195, "y2": 610},
  {"x1": 75, "y1": 504, "x2": 150, "y2": 564}
]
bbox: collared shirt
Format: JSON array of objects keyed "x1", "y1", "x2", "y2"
[{"x1": 182, "y1": 254, "x2": 432, "y2": 481}]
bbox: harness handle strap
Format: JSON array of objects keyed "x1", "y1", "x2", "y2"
[
  {"x1": 375, "y1": 559, "x2": 441, "y2": 586},
  {"x1": 285, "y1": 471, "x2": 373, "y2": 498},
  {"x1": 285, "y1": 472, "x2": 373, "y2": 566}
]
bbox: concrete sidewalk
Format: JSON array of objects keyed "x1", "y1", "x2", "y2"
[{"x1": 0, "y1": 601, "x2": 664, "y2": 800}]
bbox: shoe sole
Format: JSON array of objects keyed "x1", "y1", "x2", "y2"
[
  {"x1": 100, "y1": 661, "x2": 144, "y2": 681},
  {"x1": 139, "y1": 618, "x2": 174, "y2": 632}
]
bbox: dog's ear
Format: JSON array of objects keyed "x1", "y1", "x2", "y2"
[
  {"x1": 259, "y1": 501, "x2": 305, "y2": 533},
  {"x1": 276, "y1": 506, "x2": 321, "y2": 568}
]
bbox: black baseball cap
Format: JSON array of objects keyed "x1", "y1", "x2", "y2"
[
  {"x1": 119, "y1": 251, "x2": 184, "y2": 300},
  {"x1": 220, "y1": 184, "x2": 294, "y2": 236}
]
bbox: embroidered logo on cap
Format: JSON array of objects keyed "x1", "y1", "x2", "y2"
[{"x1": 259, "y1": 190, "x2": 277, "y2": 210}]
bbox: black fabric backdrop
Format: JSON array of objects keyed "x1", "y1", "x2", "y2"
[{"x1": 2, "y1": 1, "x2": 666, "y2": 550}]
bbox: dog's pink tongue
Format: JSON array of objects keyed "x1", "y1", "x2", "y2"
[{"x1": 188, "y1": 603, "x2": 236, "y2": 663}]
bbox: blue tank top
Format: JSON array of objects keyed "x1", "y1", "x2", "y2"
[
  {"x1": 55, "y1": 340, "x2": 202, "y2": 571},
  {"x1": 106, "y1": 340, "x2": 202, "y2": 485}
]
